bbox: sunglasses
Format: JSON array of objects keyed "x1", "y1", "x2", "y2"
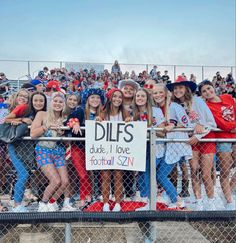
[{"x1": 144, "y1": 84, "x2": 154, "y2": 89}]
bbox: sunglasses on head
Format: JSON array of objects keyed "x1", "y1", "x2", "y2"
[{"x1": 144, "y1": 84, "x2": 154, "y2": 89}]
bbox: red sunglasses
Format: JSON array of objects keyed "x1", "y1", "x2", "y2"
[{"x1": 144, "y1": 84, "x2": 154, "y2": 89}]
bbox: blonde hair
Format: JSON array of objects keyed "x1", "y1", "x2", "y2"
[
  {"x1": 9, "y1": 89, "x2": 31, "y2": 115},
  {"x1": 133, "y1": 88, "x2": 153, "y2": 127},
  {"x1": 44, "y1": 92, "x2": 66, "y2": 134},
  {"x1": 152, "y1": 84, "x2": 171, "y2": 124}
]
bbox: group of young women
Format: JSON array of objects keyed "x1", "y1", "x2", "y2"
[{"x1": 1, "y1": 76, "x2": 236, "y2": 212}]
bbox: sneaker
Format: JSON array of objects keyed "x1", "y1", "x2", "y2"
[
  {"x1": 225, "y1": 202, "x2": 235, "y2": 211},
  {"x1": 38, "y1": 202, "x2": 49, "y2": 212},
  {"x1": 47, "y1": 202, "x2": 59, "y2": 212},
  {"x1": 61, "y1": 204, "x2": 77, "y2": 212},
  {"x1": 12, "y1": 205, "x2": 28, "y2": 213},
  {"x1": 139, "y1": 197, "x2": 149, "y2": 203},
  {"x1": 123, "y1": 197, "x2": 132, "y2": 202},
  {"x1": 204, "y1": 198, "x2": 216, "y2": 211},
  {"x1": 195, "y1": 199, "x2": 204, "y2": 211},
  {"x1": 103, "y1": 202, "x2": 110, "y2": 212},
  {"x1": 112, "y1": 203, "x2": 121, "y2": 212},
  {"x1": 158, "y1": 191, "x2": 171, "y2": 205},
  {"x1": 168, "y1": 200, "x2": 185, "y2": 209},
  {"x1": 135, "y1": 203, "x2": 150, "y2": 211}
]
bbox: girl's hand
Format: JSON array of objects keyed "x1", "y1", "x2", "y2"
[
  {"x1": 125, "y1": 117, "x2": 133, "y2": 122},
  {"x1": 95, "y1": 116, "x2": 103, "y2": 122},
  {"x1": 164, "y1": 124, "x2": 174, "y2": 133},
  {"x1": 72, "y1": 123, "x2": 82, "y2": 136},
  {"x1": 188, "y1": 136, "x2": 199, "y2": 145},
  {"x1": 22, "y1": 118, "x2": 32, "y2": 125},
  {"x1": 194, "y1": 124, "x2": 204, "y2": 134},
  {"x1": 11, "y1": 120, "x2": 22, "y2": 126}
]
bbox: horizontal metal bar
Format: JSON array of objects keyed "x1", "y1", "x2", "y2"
[
  {"x1": 155, "y1": 138, "x2": 236, "y2": 143},
  {"x1": 20, "y1": 137, "x2": 236, "y2": 143}
]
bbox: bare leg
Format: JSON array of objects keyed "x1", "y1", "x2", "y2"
[
  {"x1": 199, "y1": 153, "x2": 214, "y2": 199},
  {"x1": 218, "y1": 152, "x2": 233, "y2": 203},
  {"x1": 114, "y1": 170, "x2": 123, "y2": 203},
  {"x1": 101, "y1": 171, "x2": 111, "y2": 203},
  {"x1": 52, "y1": 166, "x2": 69, "y2": 200},
  {"x1": 40, "y1": 164, "x2": 61, "y2": 202},
  {"x1": 190, "y1": 151, "x2": 201, "y2": 199}
]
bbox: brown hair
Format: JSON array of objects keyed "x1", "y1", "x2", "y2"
[{"x1": 133, "y1": 88, "x2": 153, "y2": 127}]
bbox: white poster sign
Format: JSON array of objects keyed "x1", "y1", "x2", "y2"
[{"x1": 85, "y1": 121, "x2": 147, "y2": 171}]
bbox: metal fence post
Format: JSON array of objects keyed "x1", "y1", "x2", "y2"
[
  {"x1": 65, "y1": 223, "x2": 72, "y2": 243},
  {"x1": 174, "y1": 65, "x2": 176, "y2": 81},
  {"x1": 202, "y1": 66, "x2": 204, "y2": 80},
  {"x1": 150, "y1": 128, "x2": 157, "y2": 210},
  {"x1": 145, "y1": 127, "x2": 157, "y2": 243}
]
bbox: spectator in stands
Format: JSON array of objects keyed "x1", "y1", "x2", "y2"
[
  {"x1": 31, "y1": 92, "x2": 73, "y2": 212},
  {"x1": 150, "y1": 65, "x2": 158, "y2": 80},
  {"x1": 45, "y1": 80, "x2": 60, "y2": 108},
  {"x1": 199, "y1": 80, "x2": 236, "y2": 210},
  {"x1": 0, "y1": 72, "x2": 9, "y2": 95},
  {"x1": 101, "y1": 88, "x2": 128, "y2": 212},
  {"x1": 4, "y1": 89, "x2": 32, "y2": 212},
  {"x1": 226, "y1": 72, "x2": 235, "y2": 85},
  {"x1": 65, "y1": 92, "x2": 92, "y2": 209},
  {"x1": 133, "y1": 88, "x2": 165, "y2": 207},
  {"x1": 43, "y1": 67, "x2": 50, "y2": 80},
  {"x1": 81, "y1": 88, "x2": 105, "y2": 201},
  {"x1": 162, "y1": 70, "x2": 170, "y2": 84},
  {"x1": 118, "y1": 79, "x2": 139, "y2": 201},
  {"x1": 31, "y1": 79, "x2": 44, "y2": 92},
  {"x1": 167, "y1": 76, "x2": 217, "y2": 211},
  {"x1": 143, "y1": 79, "x2": 156, "y2": 94},
  {"x1": 190, "y1": 74, "x2": 197, "y2": 83},
  {"x1": 130, "y1": 70, "x2": 138, "y2": 81},
  {"x1": 111, "y1": 60, "x2": 121, "y2": 75}
]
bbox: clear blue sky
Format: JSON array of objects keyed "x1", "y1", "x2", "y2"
[{"x1": 1, "y1": 0, "x2": 235, "y2": 66}]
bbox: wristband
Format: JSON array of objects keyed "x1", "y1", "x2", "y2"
[{"x1": 67, "y1": 118, "x2": 80, "y2": 128}]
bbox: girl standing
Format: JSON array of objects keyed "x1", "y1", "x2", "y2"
[
  {"x1": 199, "y1": 80, "x2": 236, "y2": 210},
  {"x1": 81, "y1": 88, "x2": 105, "y2": 203},
  {"x1": 31, "y1": 92, "x2": 74, "y2": 212},
  {"x1": 4, "y1": 89, "x2": 32, "y2": 212},
  {"x1": 166, "y1": 76, "x2": 217, "y2": 210},
  {"x1": 133, "y1": 88, "x2": 165, "y2": 206},
  {"x1": 101, "y1": 88, "x2": 128, "y2": 212}
]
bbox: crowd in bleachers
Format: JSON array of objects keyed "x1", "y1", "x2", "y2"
[{"x1": 0, "y1": 60, "x2": 235, "y2": 213}]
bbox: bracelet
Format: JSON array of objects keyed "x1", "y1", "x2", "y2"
[{"x1": 67, "y1": 118, "x2": 80, "y2": 128}]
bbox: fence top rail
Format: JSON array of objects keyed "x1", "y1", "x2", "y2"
[
  {"x1": 20, "y1": 136, "x2": 236, "y2": 143},
  {"x1": 0, "y1": 59, "x2": 234, "y2": 68},
  {"x1": 28, "y1": 125, "x2": 225, "y2": 133}
]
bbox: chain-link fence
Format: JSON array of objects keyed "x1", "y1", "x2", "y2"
[{"x1": 0, "y1": 128, "x2": 235, "y2": 242}]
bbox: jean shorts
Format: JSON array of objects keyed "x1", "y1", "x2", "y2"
[{"x1": 216, "y1": 142, "x2": 235, "y2": 153}]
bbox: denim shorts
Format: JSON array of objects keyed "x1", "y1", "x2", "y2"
[{"x1": 216, "y1": 142, "x2": 235, "y2": 153}]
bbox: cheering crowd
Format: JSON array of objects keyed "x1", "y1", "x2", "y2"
[{"x1": 0, "y1": 60, "x2": 235, "y2": 213}]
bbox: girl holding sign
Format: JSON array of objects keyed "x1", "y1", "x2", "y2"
[
  {"x1": 133, "y1": 88, "x2": 165, "y2": 208},
  {"x1": 64, "y1": 92, "x2": 92, "y2": 209},
  {"x1": 100, "y1": 88, "x2": 129, "y2": 212},
  {"x1": 81, "y1": 88, "x2": 105, "y2": 204}
]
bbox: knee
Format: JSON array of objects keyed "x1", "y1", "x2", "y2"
[{"x1": 61, "y1": 178, "x2": 69, "y2": 188}]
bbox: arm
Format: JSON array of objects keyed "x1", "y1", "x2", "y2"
[{"x1": 30, "y1": 111, "x2": 47, "y2": 138}]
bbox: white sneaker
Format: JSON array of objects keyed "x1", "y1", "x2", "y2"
[
  {"x1": 38, "y1": 202, "x2": 49, "y2": 212},
  {"x1": 61, "y1": 204, "x2": 77, "y2": 212},
  {"x1": 112, "y1": 203, "x2": 121, "y2": 212},
  {"x1": 103, "y1": 202, "x2": 110, "y2": 212},
  {"x1": 168, "y1": 200, "x2": 185, "y2": 209},
  {"x1": 12, "y1": 205, "x2": 28, "y2": 213},
  {"x1": 158, "y1": 191, "x2": 171, "y2": 205},
  {"x1": 123, "y1": 197, "x2": 132, "y2": 202},
  {"x1": 204, "y1": 198, "x2": 216, "y2": 211},
  {"x1": 135, "y1": 203, "x2": 150, "y2": 211},
  {"x1": 139, "y1": 197, "x2": 149, "y2": 203},
  {"x1": 195, "y1": 199, "x2": 204, "y2": 211},
  {"x1": 47, "y1": 202, "x2": 59, "y2": 212},
  {"x1": 225, "y1": 202, "x2": 235, "y2": 211}
]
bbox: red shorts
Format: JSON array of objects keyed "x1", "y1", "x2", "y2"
[{"x1": 192, "y1": 132, "x2": 216, "y2": 154}]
